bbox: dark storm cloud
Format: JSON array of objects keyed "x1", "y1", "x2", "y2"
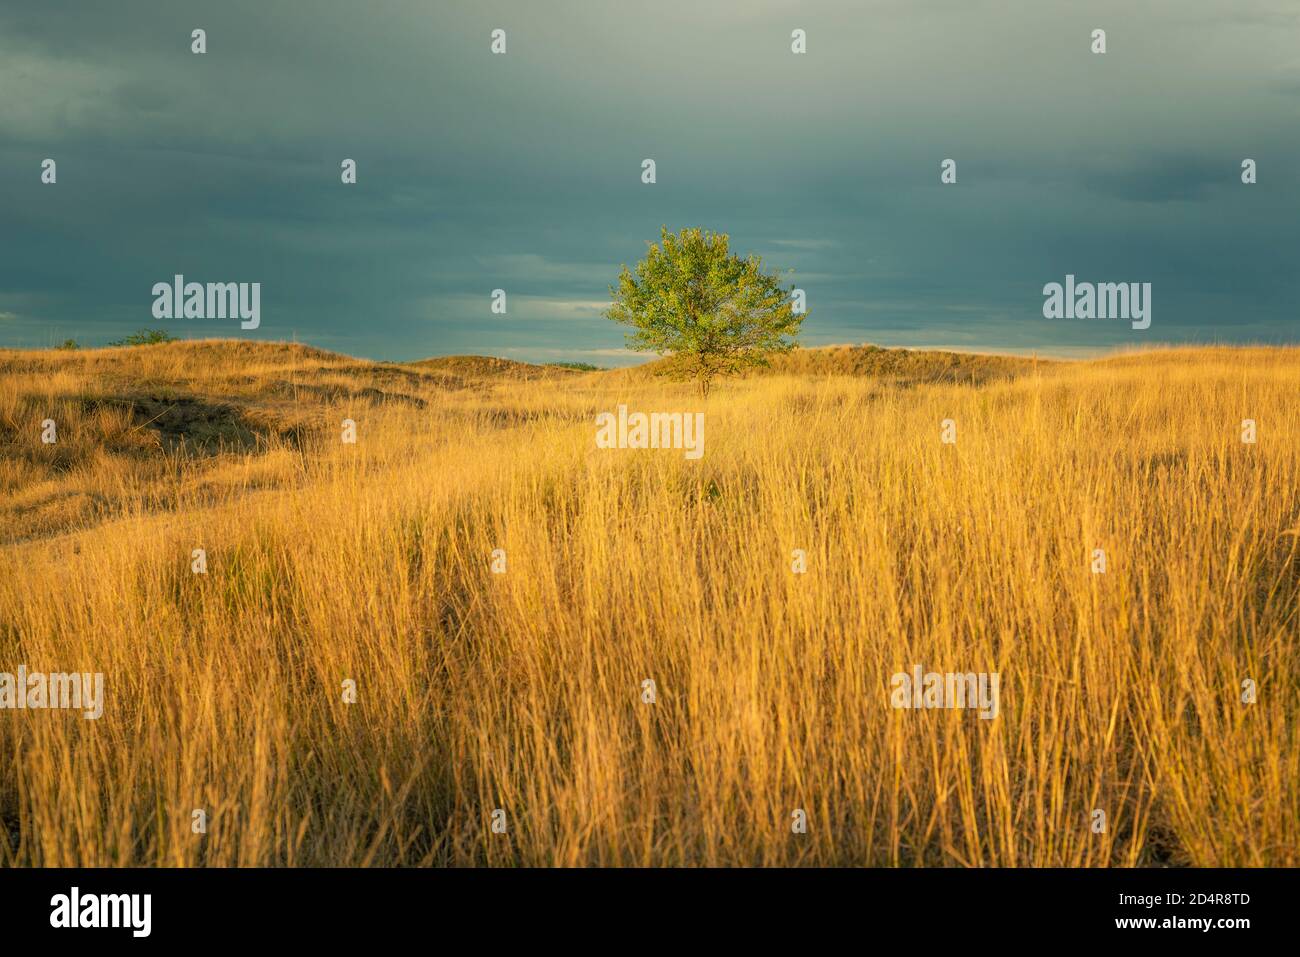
[
  {"x1": 1, "y1": 0, "x2": 1297, "y2": 360},
  {"x1": 1078, "y1": 156, "x2": 1229, "y2": 204}
]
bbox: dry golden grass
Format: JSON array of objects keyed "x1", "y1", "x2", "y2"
[{"x1": 0, "y1": 339, "x2": 1296, "y2": 866}]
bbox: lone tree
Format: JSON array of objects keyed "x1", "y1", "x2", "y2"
[{"x1": 606, "y1": 226, "x2": 806, "y2": 397}]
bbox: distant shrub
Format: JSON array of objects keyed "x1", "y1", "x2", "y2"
[
  {"x1": 550, "y1": 361, "x2": 602, "y2": 371},
  {"x1": 57, "y1": 339, "x2": 80, "y2": 350},
  {"x1": 107, "y1": 329, "x2": 177, "y2": 347}
]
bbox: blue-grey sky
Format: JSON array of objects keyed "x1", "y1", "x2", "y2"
[{"x1": 2, "y1": 0, "x2": 1298, "y2": 363}]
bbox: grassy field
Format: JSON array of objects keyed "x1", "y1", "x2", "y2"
[{"x1": 0, "y1": 340, "x2": 1296, "y2": 866}]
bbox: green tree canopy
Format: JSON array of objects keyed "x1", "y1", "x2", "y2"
[{"x1": 606, "y1": 226, "x2": 806, "y2": 396}]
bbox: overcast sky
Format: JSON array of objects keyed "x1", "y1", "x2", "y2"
[{"x1": 1, "y1": 0, "x2": 1297, "y2": 362}]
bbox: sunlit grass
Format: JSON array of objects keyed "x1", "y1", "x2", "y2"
[{"x1": 0, "y1": 341, "x2": 1296, "y2": 866}]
